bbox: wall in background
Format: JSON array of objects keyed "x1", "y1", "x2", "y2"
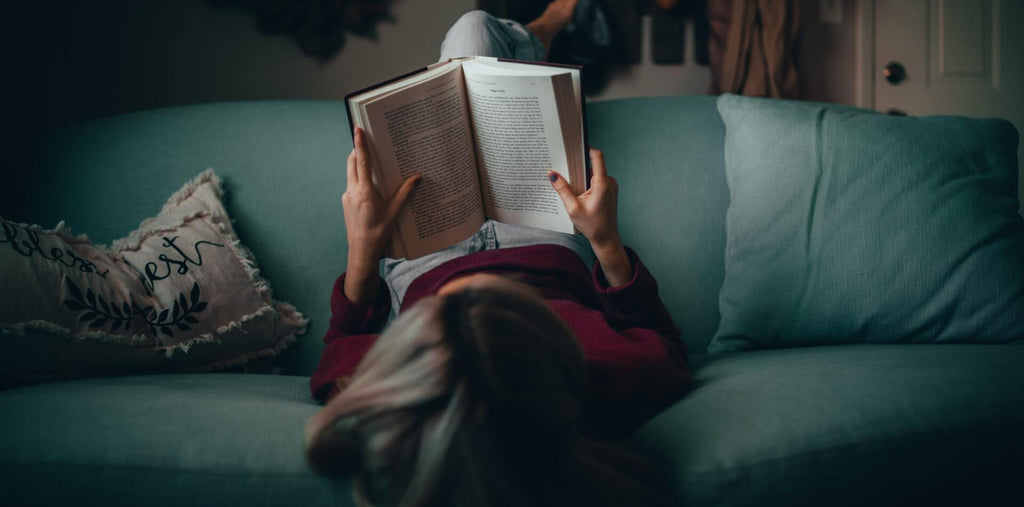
[
  {"x1": 35, "y1": 0, "x2": 476, "y2": 131},
  {"x1": 22, "y1": 0, "x2": 859, "y2": 133},
  {"x1": 587, "y1": 14, "x2": 711, "y2": 101},
  {"x1": 2, "y1": 0, "x2": 473, "y2": 216}
]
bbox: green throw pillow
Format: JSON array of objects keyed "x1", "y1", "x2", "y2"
[{"x1": 709, "y1": 94, "x2": 1024, "y2": 353}]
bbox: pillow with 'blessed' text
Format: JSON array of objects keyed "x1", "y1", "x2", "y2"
[
  {"x1": 709, "y1": 94, "x2": 1024, "y2": 353},
  {"x1": 0, "y1": 170, "x2": 307, "y2": 385}
]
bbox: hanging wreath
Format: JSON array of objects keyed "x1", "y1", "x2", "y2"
[{"x1": 212, "y1": 0, "x2": 395, "y2": 61}]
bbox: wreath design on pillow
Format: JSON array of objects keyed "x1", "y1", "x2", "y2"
[
  {"x1": 1, "y1": 170, "x2": 309, "y2": 385},
  {"x1": 63, "y1": 278, "x2": 209, "y2": 338}
]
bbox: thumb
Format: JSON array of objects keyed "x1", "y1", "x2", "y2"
[
  {"x1": 386, "y1": 174, "x2": 422, "y2": 220},
  {"x1": 548, "y1": 171, "x2": 579, "y2": 213}
]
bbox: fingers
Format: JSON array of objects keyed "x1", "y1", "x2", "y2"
[
  {"x1": 353, "y1": 127, "x2": 372, "y2": 182},
  {"x1": 386, "y1": 174, "x2": 422, "y2": 220},
  {"x1": 347, "y1": 150, "x2": 357, "y2": 185},
  {"x1": 548, "y1": 171, "x2": 579, "y2": 213},
  {"x1": 589, "y1": 148, "x2": 607, "y2": 179}
]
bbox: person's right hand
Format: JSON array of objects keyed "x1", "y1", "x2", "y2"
[{"x1": 342, "y1": 127, "x2": 420, "y2": 303}]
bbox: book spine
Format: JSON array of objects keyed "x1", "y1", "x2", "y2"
[{"x1": 343, "y1": 66, "x2": 430, "y2": 140}]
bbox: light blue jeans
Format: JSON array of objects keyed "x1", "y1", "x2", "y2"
[
  {"x1": 382, "y1": 11, "x2": 593, "y2": 318},
  {"x1": 438, "y1": 10, "x2": 546, "y2": 62}
]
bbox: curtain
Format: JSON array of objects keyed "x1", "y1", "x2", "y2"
[{"x1": 709, "y1": 0, "x2": 800, "y2": 98}]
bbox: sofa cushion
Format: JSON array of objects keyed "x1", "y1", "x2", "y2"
[
  {"x1": 631, "y1": 344, "x2": 1024, "y2": 507},
  {"x1": 3, "y1": 353, "x2": 1021, "y2": 507},
  {"x1": 0, "y1": 374, "x2": 351, "y2": 507},
  {"x1": 711, "y1": 94, "x2": 1024, "y2": 353},
  {"x1": 1, "y1": 171, "x2": 307, "y2": 385}
]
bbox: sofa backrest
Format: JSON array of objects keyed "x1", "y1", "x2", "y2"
[
  {"x1": 19, "y1": 96, "x2": 728, "y2": 375},
  {"x1": 587, "y1": 97, "x2": 729, "y2": 359}
]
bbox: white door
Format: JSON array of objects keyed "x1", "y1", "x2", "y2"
[{"x1": 865, "y1": 0, "x2": 1024, "y2": 209}]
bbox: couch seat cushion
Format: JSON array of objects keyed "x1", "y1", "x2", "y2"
[
  {"x1": 0, "y1": 374, "x2": 353, "y2": 507},
  {"x1": 632, "y1": 344, "x2": 1024, "y2": 507}
]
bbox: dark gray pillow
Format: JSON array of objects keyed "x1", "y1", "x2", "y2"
[{"x1": 710, "y1": 94, "x2": 1024, "y2": 353}]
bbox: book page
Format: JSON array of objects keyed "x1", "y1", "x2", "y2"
[
  {"x1": 356, "y1": 64, "x2": 485, "y2": 259},
  {"x1": 462, "y1": 58, "x2": 586, "y2": 195},
  {"x1": 462, "y1": 61, "x2": 575, "y2": 233}
]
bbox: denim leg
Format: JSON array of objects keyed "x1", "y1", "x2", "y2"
[
  {"x1": 491, "y1": 221, "x2": 594, "y2": 267},
  {"x1": 439, "y1": 10, "x2": 545, "y2": 62},
  {"x1": 382, "y1": 221, "x2": 498, "y2": 319},
  {"x1": 381, "y1": 220, "x2": 593, "y2": 319}
]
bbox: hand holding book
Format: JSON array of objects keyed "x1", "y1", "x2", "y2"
[
  {"x1": 341, "y1": 125, "x2": 631, "y2": 291},
  {"x1": 549, "y1": 148, "x2": 633, "y2": 287},
  {"x1": 342, "y1": 128, "x2": 422, "y2": 304},
  {"x1": 344, "y1": 56, "x2": 588, "y2": 259}
]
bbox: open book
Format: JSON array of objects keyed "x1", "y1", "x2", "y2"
[{"x1": 345, "y1": 56, "x2": 588, "y2": 259}]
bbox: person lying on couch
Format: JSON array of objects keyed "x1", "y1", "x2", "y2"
[{"x1": 304, "y1": 5, "x2": 691, "y2": 506}]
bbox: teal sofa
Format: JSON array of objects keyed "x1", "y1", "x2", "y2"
[{"x1": 1, "y1": 97, "x2": 1022, "y2": 506}]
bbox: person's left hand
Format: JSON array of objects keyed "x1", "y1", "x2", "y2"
[
  {"x1": 549, "y1": 148, "x2": 633, "y2": 286},
  {"x1": 549, "y1": 148, "x2": 621, "y2": 252},
  {"x1": 342, "y1": 127, "x2": 420, "y2": 301}
]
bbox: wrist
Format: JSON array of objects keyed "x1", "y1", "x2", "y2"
[
  {"x1": 347, "y1": 252, "x2": 380, "y2": 274},
  {"x1": 343, "y1": 267, "x2": 379, "y2": 305},
  {"x1": 591, "y1": 239, "x2": 632, "y2": 287},
  {"x1": 344, "y1": 253, "x2": 381, "y2": 303},
  {"x1": 590, "y1": 235, "x2": 624, "y2": 259}
]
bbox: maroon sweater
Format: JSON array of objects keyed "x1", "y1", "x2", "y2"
[{"x1": 310, "y1": 244, "x2": 691, "y2": 437}]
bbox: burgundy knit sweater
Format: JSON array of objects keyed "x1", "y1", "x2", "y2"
[{"x1": 309, "y1": 244, "x2": 691, "y2": 438}]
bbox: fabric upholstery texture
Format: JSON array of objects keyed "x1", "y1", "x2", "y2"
[
  {"x1": 1, "y1": 171, "x2": 306, "y2": 384},
  {"x1": 711, "y1": 94, "x2": 1024, "y2": 353},
  {"x1": 0, "y1": 374, "x2": 352, "y2": 507},
  {"x1": 3, "y1": 347, "x2": 1021, "y2": 507},
  {"x1": 631, "y1": 344, "x2": 1024, "y2": 507},
  {"x1": 586, "y1": 96, "x2": 730, "y2": 357}
]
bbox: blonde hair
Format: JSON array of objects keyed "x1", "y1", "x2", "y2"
[{"x1": 305, "y1": 282, "x2": 668, "y2": 507}]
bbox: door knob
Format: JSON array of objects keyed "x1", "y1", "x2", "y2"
[{"x1": 883, "y1": 62, "x2": 906, "y2": 85}]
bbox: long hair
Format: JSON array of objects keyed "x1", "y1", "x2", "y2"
[{"x1": 304, "y1": 281, "x2": 669, "y2": 507}]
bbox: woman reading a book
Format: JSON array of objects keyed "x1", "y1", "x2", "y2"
[{"x1": 305, "y1": 4, "x2": 690, "y2": 507}]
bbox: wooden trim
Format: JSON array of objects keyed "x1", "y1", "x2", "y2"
[
  {"x1": 855, "y1": 0, "x2": 876, "y2": 109},
  {"x1": 992, "y1": 0, "x2": 1002, "y2": 90}
]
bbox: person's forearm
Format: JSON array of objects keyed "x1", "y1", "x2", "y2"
[
  {"x1": 592, "y1": 238, "x2": 632, "y2": 287},
  {"x1": 343, "y1": 255, "x2": 380, "y2": 305}
]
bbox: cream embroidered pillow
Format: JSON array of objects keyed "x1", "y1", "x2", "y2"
[{"x1": 0, "y1": 170, "x2": 307, "y2": 385}]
